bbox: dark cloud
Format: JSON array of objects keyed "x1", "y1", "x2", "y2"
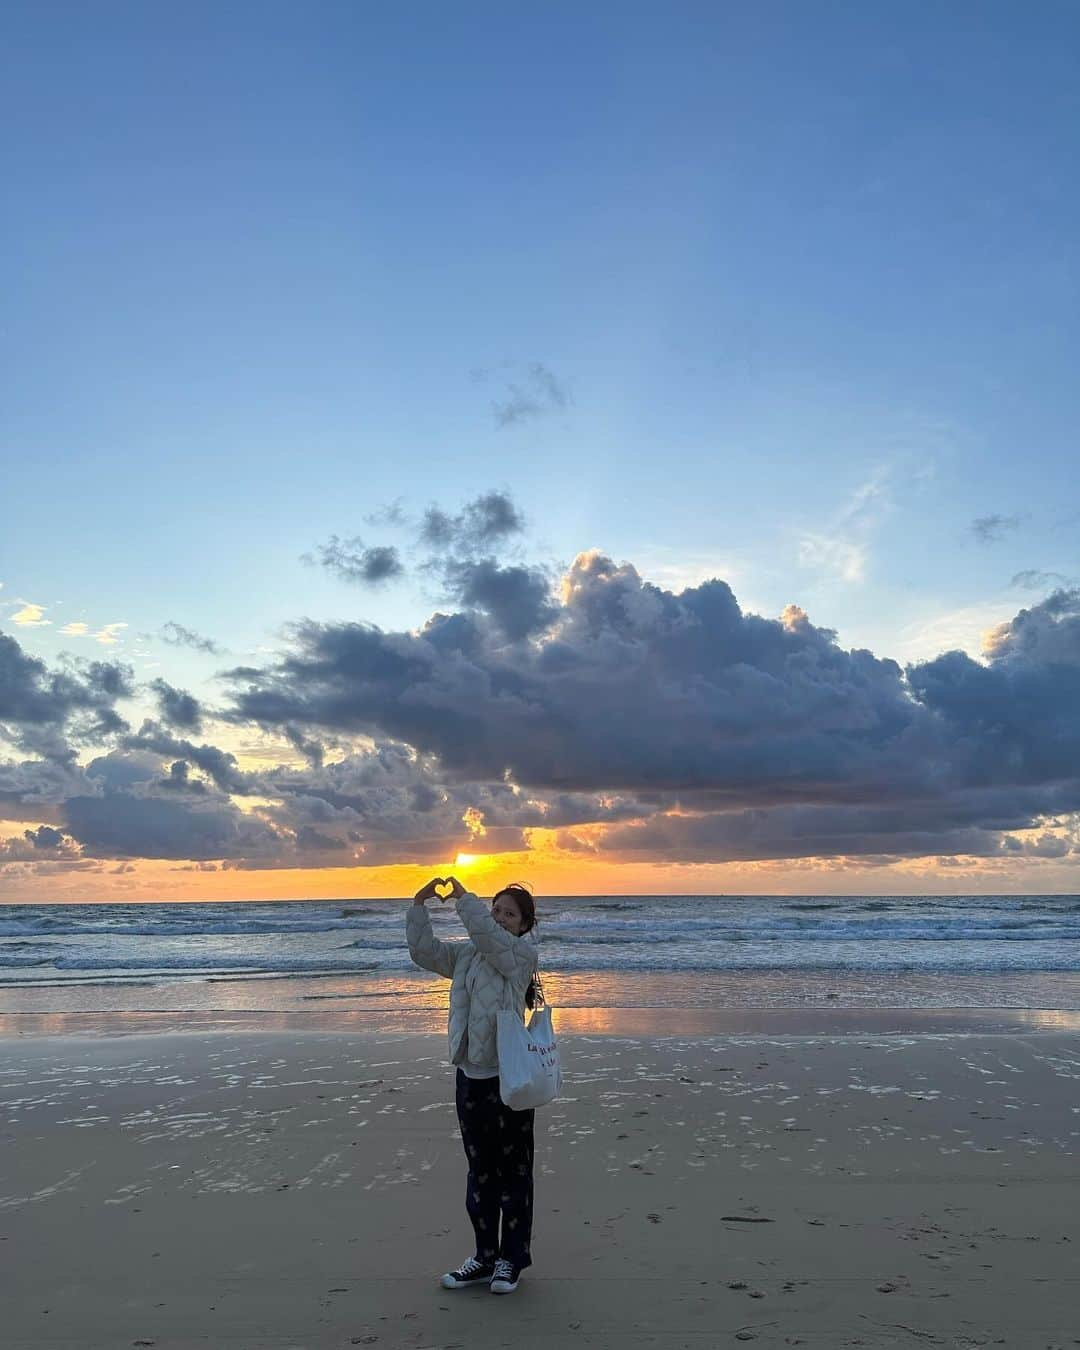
[
  {"x1": 283, "y1": 724, "x2": 326, "y2": 769},
  {"x1": 158, "y1": 760, "x2": 208, "y2": 793},
  {"x1": 302, "y1": 535, "x2": 404, "y2": 586},
  {"x1": 151, "y1": 678, "x2": 203, "y2": 732},
  {"x1": 6, "y1": 556, "x2": 1080, "y2": 873},
  {"x1": 2, "y1": 731, "x2": 586, "y2": 868},
  {"x1": 300, "y1": 492, "x2": 527, "y2": 604},
  {"x1": 0, "y1": 632, "x2": 130, "y2": 726},
  {"x1": 491, "y1": 364, "x2": 571, "y2": 427},
  {"x1": 571, "y1": 780, "x2": 1080, "y2": 865},
  {"x1": 1011, "y1": 569, "x2": 1071, "y2": 591},
  {"x1": 159, "y1": 621, "x2": 222, "y2": 654},
  {"x1": 981, "y1": 587, "x2": 1080, "y2": 666},
  {"x1": 25, "y1": 824, "x2": 66, "y2": 849},
  {"x1": 232, "y1": 740, "x2": 645, "y2": 866},
  {"x1": 907, "y1": 590, "x2": 1080, "y2": 792},
  {"x1": 219, "y1": 555, "x2": 1080, "y2": 864},
  {"x1": 0, "y1": 630, "x2": 132, "y2": 758},
  {"x1": 440, "y1": 559, "x2": 558, "y2": 641},
  {"x1": 0, "y1": 756, "x2": 92, "y2": 817},
  {"x1": 225, "y1": 551, "x2": 920, "y2": 796},
  {"x1": 416, "y1": 493, "x2": 547, "y2": 637},
  {"x1": 362, "y1": 499, "x2": 407, "y2": 528},
  {"x1": 0, "y1": 825, "x2": 81, "y2": 862},
  {"x1": 578, "y1": 808, "x2": 999, "y2": 864},
  {"x1": 420, "y1": 490, "x2": 525, "y2": 555},
  {"x1": 84, "y1": 749, "x2": 164, "y2": 793},
  {"x1": 295, "y1": 825, "x2": 349, "y2": 852},
  {"x1": 62, "y1": 788, "x2": 282, "y2": 862},
  {"x1": 120, "y1": 722, "x2": 254, "y2": 796},
  {"x1": 37, "y1": 748, "x2": 282, "y2": 863},
  {"x1": 971, "y1": 513, "x2": 1022, "y2": 544}
]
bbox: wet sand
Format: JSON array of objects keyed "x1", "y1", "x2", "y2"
[{"x1": 3, "y1": 1026, "x2": 1079, "y2": 1348}]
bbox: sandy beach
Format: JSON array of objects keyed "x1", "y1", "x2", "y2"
[{"x1": 4, "y1": 1024, "x2": 1079, "y2": 1349}]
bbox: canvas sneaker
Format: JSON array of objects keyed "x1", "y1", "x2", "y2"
[
  {"x1": 440, "y1": 1256, "x2": 495, "y2": 1289},
  {"x1": 489, "y1": 1258, "x2": 521, "y2": 1294}
]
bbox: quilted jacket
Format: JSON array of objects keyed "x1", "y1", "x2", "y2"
[{"x1": 406, "y1": 891, "x2": 539, "y2": 1072}]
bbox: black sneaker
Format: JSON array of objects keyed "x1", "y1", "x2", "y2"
[
  {"x1": 440, "y1": 1256, "x2": 494, "y2": 1289},
  {"x1": 490, "y1": 1258, "x2": 521, "y2": 1294}
]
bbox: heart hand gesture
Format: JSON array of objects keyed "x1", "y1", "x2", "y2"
[{"x1": 413, "y1": 876, "x2": 455, "y2": 904}]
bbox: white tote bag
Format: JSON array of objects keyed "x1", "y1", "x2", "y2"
[{"x1": 496, "y1": 1003, "x2": 561, "y2": 1110}]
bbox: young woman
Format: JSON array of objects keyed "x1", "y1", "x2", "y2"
[{"x1": 406, "y1": 873, "x2": 542, "y2": 1295}]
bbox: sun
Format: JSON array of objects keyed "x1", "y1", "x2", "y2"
[{"x1": 455, "y1": 853, "x2": 477, "y2": 866}]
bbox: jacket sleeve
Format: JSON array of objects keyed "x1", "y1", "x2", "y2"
[
  {"x1": 406, "y1": 903, "x2": 462, "y2": 980},
  {"x1": 455, "y1": 892, "x2": 539, "y2": 980}
]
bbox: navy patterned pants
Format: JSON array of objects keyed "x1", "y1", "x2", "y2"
[{"x1": 454, "y1": 1068, "x2": 535, "y2": 1270}]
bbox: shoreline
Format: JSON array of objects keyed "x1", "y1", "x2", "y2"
[{"x1": 4, "y1": 1003, "x2": 1080, "y2": 1039}]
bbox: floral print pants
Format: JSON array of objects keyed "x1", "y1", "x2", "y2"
[{"x1": 454, "y1": 1067, "x2": 535, "y2": 1270}]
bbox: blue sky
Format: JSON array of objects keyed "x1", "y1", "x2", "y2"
[{"x1": 2, "y1": 3, "x2": 1079, "y2": 898}]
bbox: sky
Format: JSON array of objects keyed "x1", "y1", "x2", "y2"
[{"x1": 2, "y1": 1, "x2": 1079, "y2": 902}]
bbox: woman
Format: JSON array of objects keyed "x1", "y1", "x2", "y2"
[{"x1": 406, "y1": 873, "x2": 542, "y2": 1295}]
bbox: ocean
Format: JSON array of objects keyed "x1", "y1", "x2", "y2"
[{"x1": 3, "y1": 894, "x2": 1080, "y2": 1023}]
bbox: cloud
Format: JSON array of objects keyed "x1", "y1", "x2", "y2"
[
  {"x1": 0, "y1": 629, "x2": 133, "y2": 756},
  {"x1": 159, "y1": 621, "x2": 223, "y2": 655},
  {"x1": 16, "y1": 735, "x2": 610, "y2": 868},
  {"x1": 1011, "y1": 569, "x2": 1070, "y2": 591},
  {"x1": 362, "y1": 499, "x2": 407, "y2": 528},
  {"x1": 797, "y1": 534, "x2": 867, "y2": 583},
  {"x1": 299, "y1": 491, "x2": 527, "y2": 605},
  {"x1": 5, "y1": 551, "x2": 1080, "y2": 873},
  {"x1": 302, "y1": 535, "x2": 404, "y2": 586},
  {"x1": 282, "y1": 724, "x2": 326, "y2": 769},
  {"x1": 11, "y1": 601, "x2": 50, "y2": 627},
  {"x1": 219, "y1": 557, "x2": 1080, "y2": 866},
  {"x1": 0, "y1": 755, "x2": 90, "y2": 818},
  {"x1": 0, "y1": 824, "x2": 81, "y2": 862},
  {"x1": 224, "y1": 553, "x2": 921, "y2": 797},
  {"x1": 24, "y1": 611, "x2": 126, "y2": 645},
  {"x1": 92, "y1": 622, "x2": 127, "y2": 646},
  {"x1": 150, "y1": 678, "x2": 203, "y2": 732},
  {"x1": 490, "y1": 364, "x2": 571, "y2": 427},
  {"x1": 972, "y1": 513, "x2": 1022, "y2": 544},
  {"x1": 573, "y1": 805, "x2": 1006, "y2": 864},
  {"x1": 979, "y1": 587, "x2": 1080, "y2": 665},
  {"x1": 26, "y1": 823, "x2": 65, "y2": 848},
  {"x1": 420, "y1": 490, "x2": 525, "y2": 555},
  {"x1": 120, "y1": 722, "x2": 253, "y2": 796},
  {"x1": 159, "y1": 759, "x2": 208, "y2": 793},
  {"x1": 798, "y1": 471, "x2": 891, "y2": 584},
  {"x1": 245, "y1": 740, "x2": 643, "y2": 866},
  {"x1": 2, "y1": 726, "x2": 644, "y2": 870},
  {"x1": 439, "y1": 559, "x2": 558, "y2": 641},
  {"x1": 61, "y1": 770, "x2": 285, "y2": 862},
  {"x1": 416, "y1": 493, "x2": 544, "y2": 636}
]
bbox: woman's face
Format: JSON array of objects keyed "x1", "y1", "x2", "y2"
[{"x1": 491, "y1": 892, "x2": 525, "y2": 936}]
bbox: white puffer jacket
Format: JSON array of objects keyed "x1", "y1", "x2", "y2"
[{"x1": 406, "y1": 891, "x2": 539, "y2": 1072}]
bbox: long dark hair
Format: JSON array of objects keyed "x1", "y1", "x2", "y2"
[{"x1": 493, "y1": 882, "x2": 544, "y2": 1011}]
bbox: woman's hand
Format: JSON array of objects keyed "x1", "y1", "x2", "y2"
[
  {"x1": 413, "y1": 877, "x2": 447, "y2": 905},
  {"x1": 446, "y1": 875, "x2": 467, "y2": 900}
]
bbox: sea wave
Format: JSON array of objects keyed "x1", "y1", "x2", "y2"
[{"x1": 5, "y1": 943, "x2": 1080, "y2": 977}]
